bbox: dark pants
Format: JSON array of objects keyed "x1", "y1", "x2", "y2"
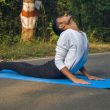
[{"x1": 0, "y1": 60, "x2": 66, "y2": 79}]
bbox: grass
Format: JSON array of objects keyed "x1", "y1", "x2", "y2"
[
  {"x1": 0, "y1": 40, "x2": 110, "y2": 60},
  {"x1": 0, "y1": 40, "x2": 56, "y2": 60},
  {"x1": 89, "y1": 43, "x2": 110, "y2": 53}
]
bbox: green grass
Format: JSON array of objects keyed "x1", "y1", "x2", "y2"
[
  {"x1": 0, "y1": 40, "x2": 56, "y2": 60},
  {"x1": 0, "y1": 40, "x2": 110, "y2": 60},
  {"x1": 89, "y1": 43, "x2": 110, "y2": 53}
]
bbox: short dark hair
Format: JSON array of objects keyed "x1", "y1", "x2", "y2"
[{"x1": 52, "y1": 18, "x2": 63, "y2": 36}]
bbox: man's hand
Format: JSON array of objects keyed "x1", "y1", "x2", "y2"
[
  {"x1": 79, "y1": 66, "x2": 104, "y2": 80},
  {"x1": 87, "y1": 75, "x2": 104, "y2": 80},
  {"x1": 73, "y1": 78, "x2": 90, "y2": 84},
  {"x1": 61, "y1": 67, "x2": 90, "y2": 85}
]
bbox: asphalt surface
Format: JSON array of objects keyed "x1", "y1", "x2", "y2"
[{"x1": 0, "y1": 53, "x2": 110, "y2": 110}]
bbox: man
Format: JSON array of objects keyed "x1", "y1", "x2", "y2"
[
  {"x1": 0, "y1": 14, "x2": 102, "y2": 84},
  {"x1": 53, "y1": 14, "x2": 102, "y2": 84}
]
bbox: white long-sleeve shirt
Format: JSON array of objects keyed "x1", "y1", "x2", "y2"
[{"x1": 55, "y1": 29, "x2": 88, "y2": 73}]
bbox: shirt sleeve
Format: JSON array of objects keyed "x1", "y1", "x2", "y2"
[{"x1": 55, "y1": 32, "x2": 70, "y2": 70}]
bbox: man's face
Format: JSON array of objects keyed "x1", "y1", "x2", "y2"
[
  {"x1": 57, "y1": 14, "x2": 72, "y2": 24},
  {"x1": 56, "y1": 15, "x2": 77, "y2": 30}
]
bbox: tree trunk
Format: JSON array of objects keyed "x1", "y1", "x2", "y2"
[{"x1": 20, "y1": 0, "x2": 42, "y2": 42}]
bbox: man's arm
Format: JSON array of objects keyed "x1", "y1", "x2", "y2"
[
  {"x1": 61, "y1": 67, "x2": 90, "y2": 84},
  {"x1": 79, "y1": 66, "x2": 103, "y2": 80}
]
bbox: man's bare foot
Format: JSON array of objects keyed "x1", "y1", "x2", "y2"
[
  {"x1": 0, "y1": 59, "x2": 4, "y2": 62},
  {"x1": 0, "y1": 59, "x2": 7, "y2": 62}
]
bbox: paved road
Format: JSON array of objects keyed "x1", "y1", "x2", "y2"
[{"x1": 0, "y1": 53, "x2": 110, "y2": 110}]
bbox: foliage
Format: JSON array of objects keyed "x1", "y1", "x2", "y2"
[
  {"x1": 0, "y1": 0, "x2": 110, "y2": 43},
  {"x1": 70, "y1": 0, "x2": 110, "y2": 42}
]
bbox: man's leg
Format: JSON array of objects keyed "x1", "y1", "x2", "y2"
[
  {"x1": 0, "y1": 62, "x2": 37, "y2": 75},
  {"x1": 0, "y1": 60, "x2": 66, "y2": 79}
]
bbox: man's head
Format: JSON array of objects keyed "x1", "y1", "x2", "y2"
[{"x1": 52, "y1": 14, "x2": 79, "y2": 36}]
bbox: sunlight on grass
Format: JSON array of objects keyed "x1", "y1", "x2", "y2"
[
  {"x1": 0, "y1": 41, "x2": 56, "y2": 60},
  {"x1": 0, "y1": 41, "x2": 110, "y2": 60},
  {"x1": 89, "y1": 43, "x2": 110, "y2": 53}
]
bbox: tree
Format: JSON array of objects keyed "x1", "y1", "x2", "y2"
[
  {"x1": 0, "y1": 0, "x2": 109, "y2": 42},
  {"x1": 20, "y1": 0, "x2": 42, "y2": 42}
]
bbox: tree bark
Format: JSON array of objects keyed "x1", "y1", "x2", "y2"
[{"x1": 20, "y1": 0, "x2": 41, "y2": 42}]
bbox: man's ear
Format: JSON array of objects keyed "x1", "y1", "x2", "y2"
[{"x1": 58, "y1": 24, "x2": 65, "y2": 30}]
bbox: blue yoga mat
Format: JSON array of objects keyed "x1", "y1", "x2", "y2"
[{"x1": 0, "y1": 69, "x2": 110, "y2": 89}]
